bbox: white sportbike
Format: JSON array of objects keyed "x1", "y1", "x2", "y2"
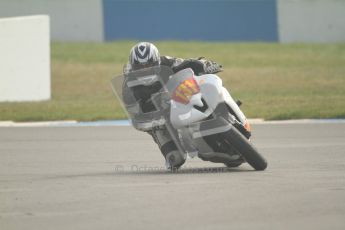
[{"x1": 112, "y1": 66, "x2": 267, "y2": 171}]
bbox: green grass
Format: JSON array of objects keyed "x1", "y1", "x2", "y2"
[{"x1": 1, "y1": 41, "x2": 345, "y2": 121}]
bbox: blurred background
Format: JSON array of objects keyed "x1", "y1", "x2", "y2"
[
  {"x1": 1, "y1": 0, "x2": 345, "y2": 42},
  {"x1": 0, "y1": 0, "x2": 344, "y2": 121}
]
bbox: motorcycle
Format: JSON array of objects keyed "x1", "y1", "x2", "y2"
[{"x1": 111, "y1": 65, "x2": 267, "y2": 171}]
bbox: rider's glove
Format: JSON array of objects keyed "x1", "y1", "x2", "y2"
[{"x1": 204, "y1": 61, "x2": 223, "y2": 74}]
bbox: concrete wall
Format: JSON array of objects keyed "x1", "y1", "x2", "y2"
[
  {"x1": 0, "y1": 0, "x2": 103, "y2": 42},
  {"x1": 278, "y1": 0, "x2": 345, "y2": 43},
  {"x1": 0, "y1": 15, "x2": 50, "y2": 102}
]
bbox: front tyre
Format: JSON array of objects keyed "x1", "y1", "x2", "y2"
[{"x1": 224, "y1": 127, "x2": 268, "y2": 171}]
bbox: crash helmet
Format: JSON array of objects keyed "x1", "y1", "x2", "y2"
[{"x1": 129, "y1": 42, "x2": 160, "y2": 70}]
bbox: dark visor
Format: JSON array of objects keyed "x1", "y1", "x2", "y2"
[{"x1": 132, "y1": 61, "x2": 159, "y2": 70}]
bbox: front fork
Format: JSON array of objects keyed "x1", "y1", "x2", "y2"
[{"x1": 221, "y1": 87, "x2": 251, "y2": 137}]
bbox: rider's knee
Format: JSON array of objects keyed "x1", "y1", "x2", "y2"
[{"x1": 165, "y1": 150, "x2": 186, "y2": 169}]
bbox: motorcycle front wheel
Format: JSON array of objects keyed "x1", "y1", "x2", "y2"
[{"x1": 223, "y1": 126, "x2": 268, "y2": 171}]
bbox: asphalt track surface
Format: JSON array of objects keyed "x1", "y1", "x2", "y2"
[{"x1": 1, "y1": 122, "x2": 345, "y2": 230}]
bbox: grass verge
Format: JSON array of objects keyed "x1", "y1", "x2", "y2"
[{"x1": 1, "y1": 41, "x2": 344, "y2": 121}]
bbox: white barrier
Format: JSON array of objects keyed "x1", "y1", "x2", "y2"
[
  {"x1": 0, "y1": 0, "x2": 103, "y2": 42},
  {"x1": 278, "y1": 0, "x2": 345, "y2": 43},
  {"x1": 0, "y1": 15, "x2": 50, "y2": 102}
]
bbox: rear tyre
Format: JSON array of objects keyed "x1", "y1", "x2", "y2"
[
  {"x1": 201, "y1": 133, "x2": 245, "y2": 167},
  {"x1": 224, "y1": 127, "x2": 267, "y2": 171},
  {"x1": 224, "y1": 161, "x2": 243, "y2": 168}
]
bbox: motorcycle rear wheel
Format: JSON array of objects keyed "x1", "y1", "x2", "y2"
[{"x1": 224, "y1": 160, "x2": 243, "y2": 168}]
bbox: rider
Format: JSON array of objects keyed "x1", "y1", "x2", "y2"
[{"x1": 123, "y1": 42, "x2": 223, "y2": 169}]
